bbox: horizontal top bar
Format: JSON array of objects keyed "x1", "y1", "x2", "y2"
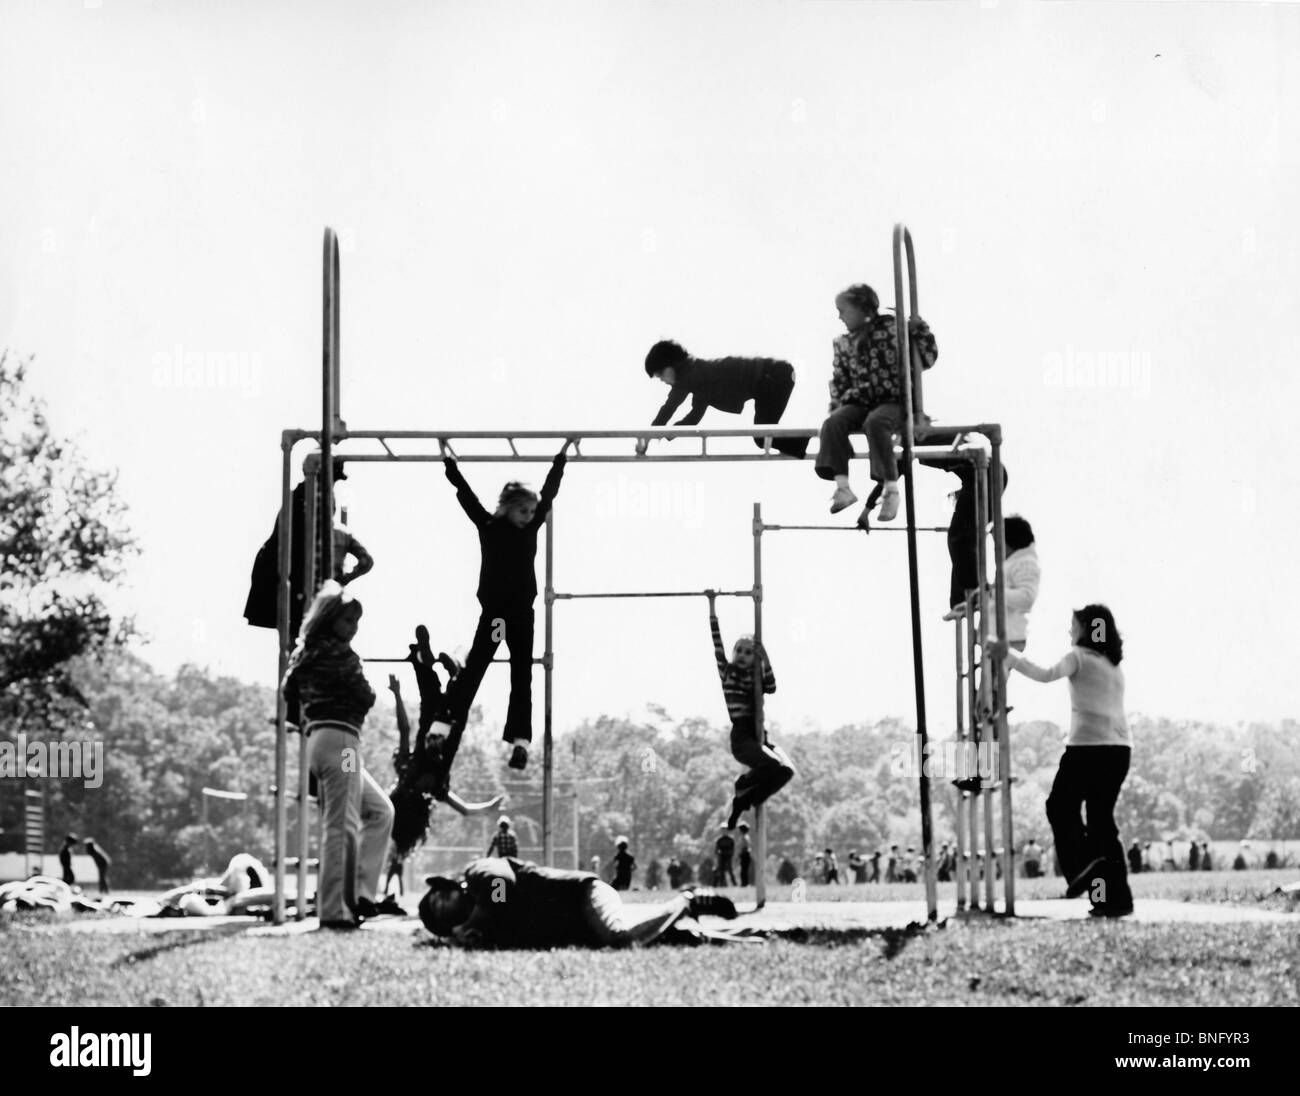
[
  {"x1": 289, "y1": 424, "x2": 1002, "y2": 441},
  {"x1": 762, "y1": 524, "x2": 950, "y2": 533},
  {"x1": 551, "y1": 589, "x2": 753, "y2": 600}
]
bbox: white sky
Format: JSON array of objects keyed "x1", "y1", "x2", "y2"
[{"x1": 3, "y1": 0, "x2": 1298, "y2": 738}]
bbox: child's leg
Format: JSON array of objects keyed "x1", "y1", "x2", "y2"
[
  {"x1": 814, "y1": 405, "x2": 869, "y2": 482},
  {"x1": 864, "y1": 403, "x2": 903, "y2": 483},
  {"x1": 436, "y1": 612, "x2": 499, "y2": 730},
  {"x1": 502, "y1": 609, "x2": 536, "y2": 744},
  {"x1": 753, "y1": 364, "x2": 807, "y2": 457},
  {"x1": 356, "y1": 768, "x2": 395, "y2": 903}
]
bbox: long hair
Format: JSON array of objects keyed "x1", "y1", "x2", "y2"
[
  {"x1": 1073, "y1": 603, "x2": 1123, "y2": 665},
  {"x1": 284, "y1": 580, "x2": 360, "y2": 684}
]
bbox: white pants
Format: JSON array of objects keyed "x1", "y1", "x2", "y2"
[
  {"x1": 308, "y1": 725, "x2": 395, "y2": 922},
  {"x1": 582, "y1": 881, "x2": 690, "y2": 947}
]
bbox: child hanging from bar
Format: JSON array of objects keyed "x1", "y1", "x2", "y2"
[
  {"x1": 815, "y1": 283, "x2": 938, "y2": 524},
  {"x1": 385, "y1": 625, "x2": 505, "y2": 888},
  {"x1": 637, "y1": 340, "x2": 809, "y2": 458},
  {"x1": 426, "y1": 440, "x2": 573, "y2": 773},
  {"x1": 706, "y1": 590, "x2": 796, "y2": 830}
]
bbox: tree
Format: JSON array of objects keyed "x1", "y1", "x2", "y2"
[{"x1": 1, "y1": 352, "x2": 136, "y2": 850}]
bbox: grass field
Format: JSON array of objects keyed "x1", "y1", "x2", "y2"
[{"x1": 2, "y1": 870, "x2": 1296, "y2": 1007}]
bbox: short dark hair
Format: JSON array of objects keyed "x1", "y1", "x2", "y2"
[
  {"x1": 836, "y1": 283, "x2": 880, "y2": 317},
  {"x1": 418, "y1": 877, "x2": 468, "y2": 937},
  {"x1": 1004, "y1": 515, "x2": 1034, "y2": 551},
  {"x1": 645, "y1": 340, "x2": 689, "y2": 377},
  {"x1": 1073, "y1": 603, "x2": 1123, "y2": 665}
]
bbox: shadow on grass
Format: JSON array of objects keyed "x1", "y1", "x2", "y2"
[{"x1": 110, "y1": 925, "x2": 252, "y2": 970}]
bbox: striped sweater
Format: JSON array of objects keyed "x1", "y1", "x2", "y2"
[{"x1": 710, "y1": 615, "x2": 776, "y2": 720}]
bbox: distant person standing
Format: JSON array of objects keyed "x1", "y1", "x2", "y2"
[
  {"x1": 885, "y1": 844, "x2": 901, "y2": 883},
  {"x1": 58, "y1": 834, "x2": 78, "y2": 888},
  {"x1": 1127, "y1": 840, "x2": 1143, "y2": 875},
  {"x1": 714, "y1": 829, "x2": 738, "y2": 887},
  {"x1": 1188, "y1": 841, "x2": 1201, "y2": 872},
  {"x1": 868, "y1": 849, "x2": 882, "y2": 883},
  {"x1": 1233, "y1": 841, "x2": 1250, "y2": 871},
  {"x1": 1201, "y1": 842, "x2": 1213, "y2": 871},
  {"x1": 612, "y1": 837, "x2": 636, "y2": 891},
  {"x1": 486, "y1": 816, "x2": 519, "y2": 859},
  {"x1": 1023, "y1": 838, "x2": 1043, "y2": 879},
  {"x1": 667, "y1": 857, "x2": 684, "y2": 889},
  {"x1": 848, "y1": 851, "x2": 869, "y2": 884},
  {"x1": 823, "y1": 848, "x2": 840, "y2": 885},
  {"x1": 83, "y1": 838, "x2": 111, "y2": 895},
  {"x1": 737, "y1": 822, "x2": 753, "y2": 887}
]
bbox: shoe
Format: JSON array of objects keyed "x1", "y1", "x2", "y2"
[
  {"x1": 1064, "y1": 857, "x2": 1108, "y2": 899},
  {"x1": 373, "y1": 895, "x2": 407, "y2": 917},
  {"x1": 354, "y1": 897, "x2": 379, "y2": 918},
  {"x1": 774, "y1": 437, "x2": 809, "y2": 459},
  {"x1": 942, "y1": 604, "x2": 967, "y2": 622},
  {"x1": 855, "y1": 505, "x2": 872, "y2": 531},
  {"x1": 1087, "y1": 902, "x2": 1134, "y2": 919},
  {"x1": 508, "y1": 745, "x2": 529, "y2": 771},
  {"x1": 686, "y1": 892, "x2": 739, "y2": 920},
  {"x1": 829, "y1": 486, "x2": 858, "y2": 514},
  {"x1": 877, "y1": 485, "x2": 900, "y2": 522},
  {"x1": 319, "y1": 918, "x2": 362, "y2": 931}
]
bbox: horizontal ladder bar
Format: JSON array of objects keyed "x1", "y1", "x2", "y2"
[{"x1": 551, "y1": 589, "x2": 752, "y2": 600}]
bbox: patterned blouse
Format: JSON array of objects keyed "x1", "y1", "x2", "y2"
[{"x1": 828, "y1": 314, "x2": 938, "y2": 412}]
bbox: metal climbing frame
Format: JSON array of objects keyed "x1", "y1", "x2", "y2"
[{"x1": 269, "y1": 225, "x2": 1016, "y2": 924}]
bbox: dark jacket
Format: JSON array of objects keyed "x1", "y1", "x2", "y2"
[
  {"x1": 652, "y1": 357, "x2": 791, "y2": 427},
  {"x1": 445, "y1": 453, "x2": 566, "y2": 612}
]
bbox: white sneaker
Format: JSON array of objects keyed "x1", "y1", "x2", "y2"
[
  {"x1": 829, "y1": 486, "x2": 858, "y2": 514},
  {"x1": 877, "y1": 486, "x2": 900, "y2": 522},
  {"x1": 942, "y1": 604, "x2": 967, "y2": 622}
]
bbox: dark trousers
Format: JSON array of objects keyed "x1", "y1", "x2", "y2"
[
  {"x1": 815, "y1": 402, "x2": 902, "y2": 482},
  {"x1": 1047, "y1": 746, "x2": 1133, "y2": 906},
  {"x1": 438, "y1": 607, "x2": 535, "y2": 744},
  {"x1": 714, "y1": 856, "x2": 737, "y2": 887},
  {"x1": 729, "y1": 719, "x2": 795, "y2": 813},
  {"x1": 739, "y1": 850, "x2": 752, "y2": 886},
  {"x1": 752, "y1": 363, "x2": 807, "y2": 456}
]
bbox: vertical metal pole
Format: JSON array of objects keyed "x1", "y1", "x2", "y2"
[
  {"x1": 989, "y1": 437, "x2": 1015, "y2": 915},
  {"x1": 972, "y1": 459, "x2": 997, "y2": 911},
  {"x1": 295, "y1": 457, "x2": 318, "y2": 919},
  {"x1": 752, "y1": 503, "x2": 767, "y2": 908},
  {"x1": 273, "y1": 435, "x2": 294, "y2": 925},
  {"x1": 953, "y1": 614, "x2": 968, "y2": 911},
  {"x1": 894, "y1": 224, "x2": 937, "y2": 922},
  {"x1": 964, "y1": 590, "x2": 980, "y2": 908},
  {"x1": 572, "y1": 789, "x2": 579, "y2": 871},
  {"x1": 321, "y1": 228, "x2": 338, "y2": 587},
  {"x1": 543, "y1": 509, "x2": 555, "y2": 866}
]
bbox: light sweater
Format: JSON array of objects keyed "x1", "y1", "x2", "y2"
[
  {"x1": 1006, "y1": 645, "x2": 1130, "y2": 747},
  {"x1": 988, "y1": 545, "x2": 1040, "y2": 643}
]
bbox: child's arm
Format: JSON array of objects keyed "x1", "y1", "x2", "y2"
[
  {"x1": 447, "y1": 792, "x2": 504, "y2": 818},
  {"x1": 339, "y1": 532, "x2": 374, "y2": 584},
  {"x1": 532, "y1": 442, "x2": 571, "y2": 525},
  {"x1": 672, "y1": 396, "x2": 707, "y2": 427},
  {"x1": 651, "y1": 384, "x2": 690, "y2": 428},
  {"x1": 757, "y1": 642, "x2": 777, "y2": 694},
  {"x1": 907, "y1": 316, "x2": 939, "y2": 370},
  {"x1": 706, "y1": 595, "x2": 729, "y2": 681},
  {"x1": 997, "y1": 646, "x2": 1078, "y2": 683},
  {"x1": 443, "y1": 457, "x2": 490, "y2": 526},
  {"x1": 389, "y1": 675, "x2": 410, "y2": 763}
]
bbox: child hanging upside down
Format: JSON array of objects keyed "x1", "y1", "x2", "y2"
[
  {"x1": 427, "y1": 441, "x2": 573, "y2": 773},
  {"x1": 706, "y1": 591, "x2": 796, "y2": 830},
  {"x1": 638, "y1": 340, "x2": 809, "y2": 457},
  {"x1": 815, "y1": 283, "x2": 938, "y2": 523}
]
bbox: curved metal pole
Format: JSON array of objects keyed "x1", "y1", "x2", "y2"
[
  {"x1": 989, "y1": 438, "x2": 1014, "y2": 914},
  {"x1": 894, "y1": 223, "x2": 937, "y2": 923},
  {"x1": 296, "y1": 457, "x2": 318, "y2": 919}
]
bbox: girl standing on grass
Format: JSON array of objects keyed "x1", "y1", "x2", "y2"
[
  {"x1": 426, "y1": 440, "x2": 573, "y2": 774},
  {"x1": 706, "y1": 592, "x2": 796, "y2": 830},
  {"x1": 283, "y1": 580, "x2": 394, "y2": 929},
  {"x1": 989, "y1": 603, "x2": 1133, "y2": 918}
]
